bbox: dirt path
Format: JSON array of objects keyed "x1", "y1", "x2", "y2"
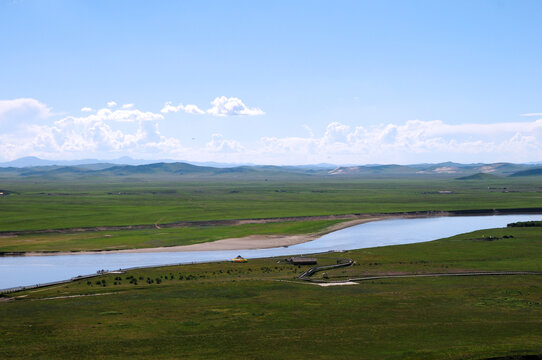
[
  {"x1": 294, "y1": 257, "x2": 542, "y2": 285},
  {"x1": 32, "y1": 292, "x2": 119, "y2": 301},
  {"x1": 306, "y1": 271, "x2": 542, "y2": 286},
  {"x1": 347, "y1": 271, "x2": 542, "y2": 282}
]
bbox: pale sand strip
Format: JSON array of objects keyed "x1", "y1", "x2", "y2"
[
  {"x1": 24, "y1": 217, "x2": 389, "y2": 256},
  {"x1": 315, "y1": 281, "x2": 358, "y2": 287}
]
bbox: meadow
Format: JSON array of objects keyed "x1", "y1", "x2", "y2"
[
  {"x1": 0, "y1": 219, "x2": 344, "y2": 253},
  {"x1": 1, "y1": 226, "x2": 540, "y2": 359},
  {"x1": 2, "y1": 175, "x2": 542, "y2": 252}
]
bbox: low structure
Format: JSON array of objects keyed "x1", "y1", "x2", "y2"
[
  {"x1": 231, "y1": 255, "x2": 247, "y2": 263},
  {"x1": 285, "y1": 257, "x2": 317, "y2": 265}
]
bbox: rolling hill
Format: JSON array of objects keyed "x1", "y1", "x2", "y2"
[{"x1": 0, "y1": 158, "x2": 539, "y2": 180}]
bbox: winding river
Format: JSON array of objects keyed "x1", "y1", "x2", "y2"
[{"x1": 1, "y1": 214, "x2": 540, "y2": 290}]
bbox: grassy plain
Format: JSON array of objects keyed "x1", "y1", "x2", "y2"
[
  {"x1": 1, "y1": 226, "x2": 541, "y2": 359},
  {"x1": 0, "y1": 219, "x2": 344, "y2": 253},
  {"x1": 2, "y1": 177, "x2": 542, "y2": 232}
]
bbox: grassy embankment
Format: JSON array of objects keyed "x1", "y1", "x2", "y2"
[
  {"x1": 1, "y1": 226, "x2": 541, "y2": 359},
  {"x1": 0, "y1": 220, "x2": 344, "y2": 253},
  {"x1": 1, "y1": 177, "x2": 542, "y2": 252}
]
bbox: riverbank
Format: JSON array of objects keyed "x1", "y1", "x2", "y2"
[
  {"x1": 2, "y1": 224, "x2": 541, "y2": 359},
  {"x1": 20, "y1": 217, "x2": 389, "y2": 256},
  {"x1": 5, "y1": 208, "x2": 542, "y2": 256}
]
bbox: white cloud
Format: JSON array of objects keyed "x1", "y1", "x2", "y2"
[
  {"x1": 207, "y1": 96, "x2": 265, "y2": 116},
  {"x1": 2, "y1": 97, "x2": 542, "y2": 165},
  {"x1": 160, "y1": 97, "x2": 264, "y2": 117},
  {"x1": 205, "y1": 134, "x2": 246, "y2": 153},
  {"x1": 40, "y1": 109, "x2": 178, "y2": 156},
  {"x1": 161, "y1": 102, "x2": 205, "y2": 115},
  {"x1": 122, "y1": 103, "x2": 134, "y2": 109},
  {"x1": 0, "y1": 102, "x2": 177, "y2": 161},
  {"x1": 254, "y1": 119, "x2": 542, "y2": 164},
  {"x1": 0, "y1": 98, "x2": 52, "y2": 121},
  {"x1": 184, "y1": 104, "x2": 206, "y2": 115},
  {"x1": 90, "y1": 108, "x2": 163, "y2": 123},
  {"x1": 107, "y1": 101, "x2": 117, "y2": 108},
  {"x1": 81, "y1": 107, "x2": 93, "y2": 112},
  {"x1": 522, "y1": 113, "x2": 542, "y2": 117}
]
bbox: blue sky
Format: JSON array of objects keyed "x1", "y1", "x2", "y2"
[{"x1": 1, "y1": 0, "x2": 542, "y2": 164}]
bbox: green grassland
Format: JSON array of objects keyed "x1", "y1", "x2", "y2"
[
  {"x1": 2, "y1": 177, "x2": 542, "y2": 232},
  {"x1": 2, "y1": 175, "x2": 542, "y2": 252},
  {"x1": 0, "y1": 219, "x2": 344, "y2": 253},
  {"x1": 1, "y1": 226, "x2": 541, "y2": 359}
]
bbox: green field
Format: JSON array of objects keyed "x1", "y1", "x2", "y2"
[
  {"x1": 1, "y1": 177, "x2": 542, "y2": 232},
  {"x1": 1, "y1": 226, "x2": 541, "y2": 359},
  {"x1": 2, "y1": 176, "x2": 542, "y2": 252},
  {"x1": 0, "y1": 219, "x2": 344, "y2": 253}
]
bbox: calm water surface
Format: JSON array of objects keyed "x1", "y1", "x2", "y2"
[{"x1": 1, "y1": 214, "x2": 540, "y2": 289}]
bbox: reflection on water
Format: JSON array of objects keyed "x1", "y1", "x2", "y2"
[{"x1": 1, "y1": 214, "x2": 540, "y2": 289}]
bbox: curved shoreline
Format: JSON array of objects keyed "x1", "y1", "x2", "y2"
[
  {"x1": 20, "y1": 216, "x2": 391, "y2": 256},
  {"x1": 5, "y1": 208, "x2": 542, "y2": 257},
  {"x1": 2, "y1": 212, "x2": 542, "y2": 292}
]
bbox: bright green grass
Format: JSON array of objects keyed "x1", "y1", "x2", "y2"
[
  {"x1": 2, "y1": 177, "x2": 542, "y2": 231},
  {"x1": 1, "y1": 226, "x2": 540, "y2": 359},
  {"x1": 0, "y1": 219, "x2": 344, "y2": 252},
  {"x1": 322, "y1": 226, "x2": 542, "y2": 279}
]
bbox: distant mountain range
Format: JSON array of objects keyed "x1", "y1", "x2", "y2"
[
  {"x1": 326, "y1": 162, "x2": 535, "y2": 177},
  {"x1": 0, "y1": 156, "x2": 258, "y2": 168},
  {"x1": 0, "y1": 157, "x2": 541, "y2": 179}
]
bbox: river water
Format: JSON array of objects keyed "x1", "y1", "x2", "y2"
[{"x1": 1, "y1": 214, "x2": 540, "y2": 290}]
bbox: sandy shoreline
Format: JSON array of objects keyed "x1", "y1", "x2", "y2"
[{"x1": 22, "y1": 216, "x2": 391, "y2": 256}]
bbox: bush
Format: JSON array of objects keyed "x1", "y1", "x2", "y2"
[{"x1": 507, "y1": 221, "x2": 542, "y2": 227}]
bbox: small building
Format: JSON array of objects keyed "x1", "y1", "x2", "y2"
[
  {"x1": 285, "y1": 257, "x2": 317, "y2": 265},
  {"x1": 231, "y1": 255, "x2": 247, "y2": 263}
]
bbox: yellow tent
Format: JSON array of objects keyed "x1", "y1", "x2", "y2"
[{"x1": 231, "y1": 255, "x2": 247, "y2": 263}]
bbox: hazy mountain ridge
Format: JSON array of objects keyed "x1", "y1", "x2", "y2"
[
  {"x1": 0, "y1": 156, "x2": 257, "y2": 169},
  {"x1": 0, "y1": 157, "x2": 540, "y2": 179},
  {"x1": 327, "y1": 162, "x2": 538, "y2": 177}
]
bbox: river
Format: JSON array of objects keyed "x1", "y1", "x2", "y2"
[{"x1": 1, "y1": 214, "x2": 540, "y2": 290}]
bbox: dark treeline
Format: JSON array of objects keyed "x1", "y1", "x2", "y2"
[{"x1": 507, "y1": 221, "x2": 542, "y2": 227}]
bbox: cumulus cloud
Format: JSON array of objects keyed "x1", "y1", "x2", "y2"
[
  {"x1": 122, "y1": 103, "x2": 134, "y2": 109},
  {"x1": 0, "y1": 101, "x2": 180, "y2": 161},
  {"x1": 522, "y1": 113, "x2": 542, "y2": 117},
  {"x1": 81, "y1": 107, "x2": 93, "y2": 112},
  {"x1": 0, "y1": 98, "x2": 52, "y2": 122},
  {"x1": 2, "y1": 97, "x2": 542, "y2": 165},
  {"x1": 207, "y1": 96, "x2": 265, "y2": 116},
  {"x1": 107, "y1": 101, "x2": 117, "y2": 108},
  {"x1": 255, "y1": 119, "x2": 542, "y2": 164},
  {"x1": 161, "y1": 102, "x2": 205, "y2": 115},
  {"x1": 47, "y1": 107, "x2": 166, "y2": 153},
  {"x1": 160, "y1": 97, "x2": 264, "y2": 117}
]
